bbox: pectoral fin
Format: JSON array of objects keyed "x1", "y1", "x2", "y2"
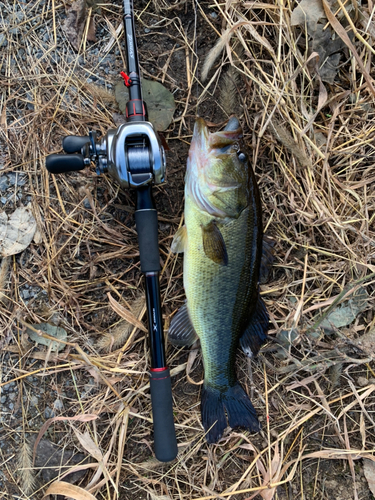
[
  {"x1": 240, "y1": 293, "x2": 269, "y2": 358},
  {"x1": 171, "y1": 225, "x2": 187, "y2": 254},
  {"x1": 202, "y1": 221, "x2": 228, "y2": 266},
  {"x1": 168, "y1": 302, "x2": 198, "y2": 346}
]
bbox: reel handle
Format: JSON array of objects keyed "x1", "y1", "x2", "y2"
[
  {"x1": 63, "y1": 136, "x2": 90, "y2": 154},
  {"x1": 46, "y1": 154, "x2": 86, "y2": 174}
]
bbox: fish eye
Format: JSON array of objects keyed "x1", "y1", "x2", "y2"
[{"x1": 237, "y1": 151, "x2": 247, "y2": 162}]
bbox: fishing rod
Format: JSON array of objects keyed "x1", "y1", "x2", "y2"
[{"x1": 45, "y1": 0, "x2": 178, "y2": 463}]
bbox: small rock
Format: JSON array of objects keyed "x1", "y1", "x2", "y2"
[
  {"x1": 53, "y1": 399, "x2": 63, "y2": 411},
  {"x1": 83, "y1": 198, "x2": 91, "y2": 209},
  {"x1": 7, "y1": 172, "x2": 26, "y2": 186},
  {"x1": 0, "y1": 34, "x2": 7, "y2": 48},
  {"x1": 44, "y1": 407, "x2": 54, "y2": 418},
  {"x1": 30, "y1": 395, "x2": 39, "y2": 407},
  {"x1": 30, "y1": 437, "x2": 88, "y2": 486},
  {"x1": 0, "y1": 176, "x2": 9, "y2": 190},
  {"x1": 357, "y1": 376, "x2": 369, "y2": 387}
]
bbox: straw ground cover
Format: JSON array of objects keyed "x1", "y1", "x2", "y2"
[{"x1": 0, "y1": 0, "x2": 375, "y2": 498}]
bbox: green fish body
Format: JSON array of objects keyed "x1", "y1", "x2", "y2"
[{"x1": 169, "y1": 117, "x2": 268, "y2": 442}]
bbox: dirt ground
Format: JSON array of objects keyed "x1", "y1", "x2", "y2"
[{"x1": 1, "y1": 0, "x2": 375, "y2": 499}]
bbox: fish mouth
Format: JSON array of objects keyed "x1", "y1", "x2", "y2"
[
  {"x1": 190, "y1": 118, "x2": 209, "y2": 154},
  {"x1": 194, "y1": 117, "x2": 209, "y2": 135},
  {"x1": 192, "y1": 117, "x2": 242, "y2": 152}
]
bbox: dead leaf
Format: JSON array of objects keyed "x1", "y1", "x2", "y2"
[
  {"x1": 363, "y1": 459, "x2": 375, "y2": 495},
  {"x1": 42, "y1": 480, "x2": 98, "y2": 500},
  {"x1": 63, "y1": 0, "x2": 96, "y2": 51},
  {"x1": 259, "y1": 443, "x2": 281, "y2": 500},
  {"x1": 87, "y1": 15, "x2": 96, "y2": 42},
  {"x1": 0, "y1": 205, "x2": 37, "y2": 257},
  {"x1": 291, "y1": 0, "x2": 325, "y2": 33},
  {"x1": 322, "y1": 0, "x2": 375, "y2": 97},
  {"x1": 33, "y1": 414, "x2": 99, "y2": 465},
  {"x1": 246, "y1": 443, "x2": 281, "y2": 500},
  {"x1": 27, "y1": 323, "x2": 68, "y2": 352},
  {"x1": 290, "y1": 0, "x2": 346, "y2": 83},
  {"x1": 310, "y1": 24, "x2": 345, "y2": 84},
  {"x1": 107, "y1": 293, "x2": 147, "y2": 332},
  {"x1": 72, "y1": 429, "x2": 103, "y2": 462},
  {"x1": 320, "y1": 287, "x2": 368, "y2": 331},
  {"x1": 274, "y1": 328, "x2": 299, "y2": 359},
  {"x1": 115, "y1": 79, "x2": 176, "y2": 131}
]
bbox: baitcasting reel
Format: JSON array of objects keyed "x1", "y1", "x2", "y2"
[{"x1": 46, "y1": 121, "x2": 166, "y2": 188}]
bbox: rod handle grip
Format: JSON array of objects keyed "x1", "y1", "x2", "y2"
[
  {"x1": 135, "y1": 209, "x2": 160, "y2": 273},
  {"x1": 149, "y1": 368, "x2": 178, "y2": 462}
]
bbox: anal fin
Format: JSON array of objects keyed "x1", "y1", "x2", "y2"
[
  {"x1": 168, "y1": 303, "x2": 198, "y2": 346},
  {"x1": 240, "y1": 293, "x2": 269, "y2": 358}
]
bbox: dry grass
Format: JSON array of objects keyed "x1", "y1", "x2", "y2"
[{"x1": 0, "y1": 0, "x2": 375, "y2": 499}]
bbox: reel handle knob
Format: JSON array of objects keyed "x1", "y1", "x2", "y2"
[
  {"x1": 63, "y1": 136, "x2": 90, "y2": 154},
  {"x1": 46, "y1": 154, "x2": 86, "y2": 174}
]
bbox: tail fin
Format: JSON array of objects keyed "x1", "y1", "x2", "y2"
[{"x1": 201, "y1": 383, "x2": 261, "y2": 443}]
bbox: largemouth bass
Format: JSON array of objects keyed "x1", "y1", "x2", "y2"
[{"x1": 169, "y1": 117, "x2": 269, "y2": 443}]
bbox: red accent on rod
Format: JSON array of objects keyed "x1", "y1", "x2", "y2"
[
  {"x1": 150, "y1": 367, "x2": 168, "y2": 372},
  {"x1": 120, "y1": 71, "x2": 132, "y2": 87}
]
